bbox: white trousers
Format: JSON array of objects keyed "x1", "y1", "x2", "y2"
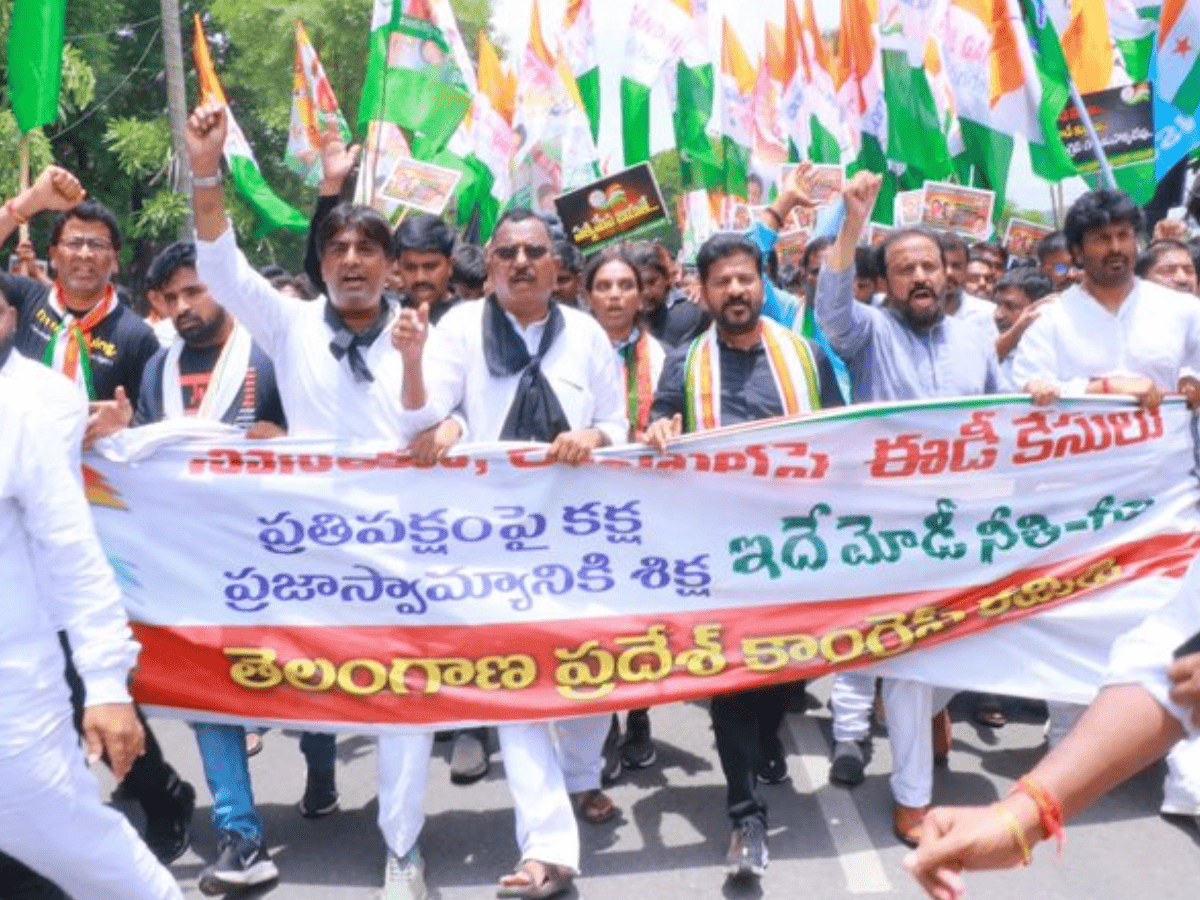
[
  {"x1": 1162, "y1": 735, "x2": 1200, "y2": 815},
  {"x1": 556, "y1": 713, "x2": 612, "y2": 794},
  {"x1": 882, "y1": 678, "x2": 954, "y2": 807},
  {"x1": 831, "y1": 672, "x2": 875, "y2": 743},
  {"x1": 376, "y1": 723, "x2": 580, "y2": 872},
  {"x1": 0, "y1": 716, "x2": 183, "y2": 900}
]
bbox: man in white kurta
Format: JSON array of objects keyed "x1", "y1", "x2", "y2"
[
  {"x1": 186, "y1": 101, "x2": 437, "y2": 900},
  {"x1": 397, "y1": 209, "x2": 628, "y2": 898},
  {"x1": 0, "y1": 388, "x2": 184, "y2": 900},
  {"x1": 1012, "y1": 187, "x2": 1200, "y2": 816}
]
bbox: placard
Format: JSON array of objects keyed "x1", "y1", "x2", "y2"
[
  {"x1": 554, "y1": 163, "x2": 670, "y2": 254},
  {"x1": 378, "y1": 157, "x2": 462, "y2": 217},
  {"x1": 1057, "y1": 81, "x2": 1155, "y2": 174},
  {"x1": 920, "y1": 181, "x2": 995, "y2": 241},
  {"x1": 1003, "y1": 218, "x2": 1054, "y2": 259}
]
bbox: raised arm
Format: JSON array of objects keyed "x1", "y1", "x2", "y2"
[
  {"x1": 0, "y1": 165, "x2": 86, "y2": 248},
  {"x1": 304, "y1": 115, "x2": 361, "y2": 295},
  {"x1": 186, "y1": 103, "x2": 294, "y2": 357},
  {"x1": 814, "y1": 171, "x2": 882, "y2": 360}
]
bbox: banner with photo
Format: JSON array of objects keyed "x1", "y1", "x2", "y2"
[{"x1": 88, "y1": 398, "x2": 1200, "y2": 731}]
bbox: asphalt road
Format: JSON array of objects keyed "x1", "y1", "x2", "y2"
[{"x1": 102, "y1": 682, "x2": 1200, "y2": 900}]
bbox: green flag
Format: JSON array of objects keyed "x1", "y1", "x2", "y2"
[
  {"x1": 358, "y1": 0, "x2": 471, "y2": 161},
  {"x1": 9, "y1": 0, "x2": 66, "y2": 133}
]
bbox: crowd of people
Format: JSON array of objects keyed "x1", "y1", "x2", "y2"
[{"x1": 2, "y1": 98, "x2": 1200, "y2": 900}]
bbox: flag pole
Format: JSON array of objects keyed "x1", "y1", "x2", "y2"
[
  {"x1": 17, "y1": 134, "x2": 31, "y2": 242},
  {"x1": 1066, "y1": 81, "x2": 1117, "y2": 190}
]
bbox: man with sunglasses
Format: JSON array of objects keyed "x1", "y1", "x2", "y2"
[
  {"x1": 1036, "y1": 232, "x2": 1082, "y2": 293},
  {"x1": 395, "y1": 207, "x2": 627, "y2": 900}
]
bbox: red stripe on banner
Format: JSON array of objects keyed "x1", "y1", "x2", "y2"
[{"x1": 130, "y1": 531, "x2": 1200, "y2": 727}]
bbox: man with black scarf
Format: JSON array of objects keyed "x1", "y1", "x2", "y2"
[{"x1": 395, "y1": 207, "x2": 627, "y2": 900}]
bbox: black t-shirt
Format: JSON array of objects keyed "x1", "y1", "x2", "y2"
[
  {"x1": 651, "y1": 333, "x2": 844, "y2": 430},
  {"x1": 133, "y1": 341, "x2": 286, "y2": 429},
  {"x1": 0, "y1": 272, "x2": 160, "y2": 404},
  {"x1": 647, "y1": 290, "x2": 711, "y2": 348}
]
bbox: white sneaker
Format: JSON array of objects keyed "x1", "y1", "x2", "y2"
[{"x1": 383, "y1": 845, "x2": 428, "y2": 900}]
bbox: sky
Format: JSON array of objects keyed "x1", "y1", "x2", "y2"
[{"x1": 487, "y1": 0, "x2": 1081, "y2": 217}]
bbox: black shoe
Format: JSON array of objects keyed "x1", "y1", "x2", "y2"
[
  {"x1": 756, "y1": 752, "x2": 790, "y2": 785},
  {"x1": 620, "y1": 709, "x2": 656, "y2": 769},
  {"x1": 298, "y1": 767, "x2": 340, "y2": 818},
  {"x1": 143, "y1": 779, "x2": 195, "y2": 864},
  {"x1": 726, "y1": 819, "x2": 768, "y2": 878},
  {"x1": 198, "y1": 831, "x2": 279, "y2": 895},
  {"x1": 601, "y1": 714, "x2": 623, "y2": 785},
  {"x1": 830, "y1": 739, "x2": 868, "y2": 787}
]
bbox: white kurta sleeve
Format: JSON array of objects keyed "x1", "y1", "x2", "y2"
[
  {"x1": 16, "y1": 410, "x2": 138, "y2": 706},
  {"x1": 195, "y1": 225, "x2": 297, "y2": 362}
]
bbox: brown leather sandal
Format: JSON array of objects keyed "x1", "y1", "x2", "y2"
[
  {"x1": 572, "y1": 788, "x2": 619, "y2": 824},
  {"x1": 496, "y1": 859, "x2": 574, "y2": 899}
]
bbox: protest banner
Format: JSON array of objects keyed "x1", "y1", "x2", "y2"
[
  {"x1": 1004, "y1": 218, "x2": 1054, "y2": 259},
  {"x1": 354, "y1": 120, "x2": 414, "y2": 216},
  {"x1": 920, "y1": 181, "x2": 995, "y2": 241},
  {"x1": 1057, "y1": 81, "x2": 1155, "y2": 175},
  {"x1": 89, "y1": 398, "x2": 1200, "y2": 731},
  {"x1": 555, "y1": 163, "x2": 669, "y2": 255}
]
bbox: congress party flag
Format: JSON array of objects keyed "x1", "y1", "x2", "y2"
[
  {"x1": 357, "y1": 0, "x2": 472, "y2": 161},
  {"x1": 878, "y1": 0, "x2": 954, "y2": 180},
  {"x1": 8, "y1": 0, "x2": 66, "y2": 133},
  {"x1": 285, "y1": 22, "x2": 351, "y2": 188},
  {"x1": 192, "y1": 17, "x2": 307, "y2": 235},
  {"x1": 1017, "y1": 0, "x2": 1083, "y2": 183},
  {"x1": 619, "y1": 0, "x2": 695, "y2": 167},
  {"x1": 562, "y1": 0, "x2": 601, "y2": 144},
  {"x1": 715, "y1": 18, "x2": 756, "y2": 201},
  {"x1": 1110, "y1": 0, "x2": 1160, "y2": 81}
]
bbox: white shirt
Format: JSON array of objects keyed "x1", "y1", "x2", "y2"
[
  {"x1": 1107, "y1": 554, "x2": 1200, "y2": 737},
  {"x1": 0, "y1": 393, "x2": 138, "y2": 757},
  {"x1": 0, "y1": 352, "x2": 87, "y2": 469},
  {"x1": 1012, "y1": 278, "x2": 1200, "y2": 393},
  {"x1": 404, "y1": 298, "x2": 628, "y2": 445},
  {"x1": 196, "y1": 226, "x2": 436, "y2": 441},
  {"x1": 950, "y1": 291, "x2": 999, "y2": 341}
]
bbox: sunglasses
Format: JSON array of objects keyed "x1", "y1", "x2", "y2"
[{"x1": 493, "y1": 244, "x2": 550, "y2": 262}]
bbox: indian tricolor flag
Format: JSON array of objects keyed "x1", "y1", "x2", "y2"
[
  {"x1": 835, "y1": 0, "x2": 894, "y2": 221},
  {"x1": 562, "y1": 0, "x2": 601, "y2": 144},
  {"x1": 670, "y1": 0, "x2": 719, "y2": 182},
  {"x1": 1158, "y1": 0, "x2": 1200, "y2": 115},
  {"x1": 510, "y1": 0, "x2": 599, "y2": 211},
  {"x1": 459, "y1": 31, "x2": 519, "y2": 239},
  {"x1": 619, "y1": 0, "x2": 694, "y2": 166},
  {"x1": 878, "y1": 0, "x2": 953, "y2": 179},
  {"x1": 1110, "y1": 0, "x2": 1160, "y2": 80},
  {"x1": 716, "y1": 18, "x2": 755, "y2": 200},
  {"x1": 781, "y1": 0, "x2": 851, "y2": 166},
  {"x1": 192, "y1": 16, "x2": 307, "y2": 235},
  {"x1": 285, "y1": 22, "x2": 351, "y2": 188}
]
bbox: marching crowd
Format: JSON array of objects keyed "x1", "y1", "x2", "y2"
[{"x1": 2, "y1": 97, "x2": 1200, "y2": 900}]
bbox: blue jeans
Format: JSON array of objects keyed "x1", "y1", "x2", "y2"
[{"x1": 192, "y1": 723, "x2": 262, "y2": 841}]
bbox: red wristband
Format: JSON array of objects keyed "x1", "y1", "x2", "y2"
[{"x1": 1012, "y1": 775, "x2": 1064, "y2": 859}]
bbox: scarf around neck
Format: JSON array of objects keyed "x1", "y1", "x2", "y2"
[
  {"x1": 325, "y1": 298, "x2": 391, "y2": 383},
  {"x1": 482, "y1": 295, "x2": 570, "y2": 442}
]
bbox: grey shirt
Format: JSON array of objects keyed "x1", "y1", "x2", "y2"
[{"x1": 815, "y1": 266, "x2": 1001, "y2": 402}]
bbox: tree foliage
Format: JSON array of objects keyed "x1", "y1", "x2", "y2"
[{"x1": 1, "y1": 0, "x2": 499, "y2": 283}]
